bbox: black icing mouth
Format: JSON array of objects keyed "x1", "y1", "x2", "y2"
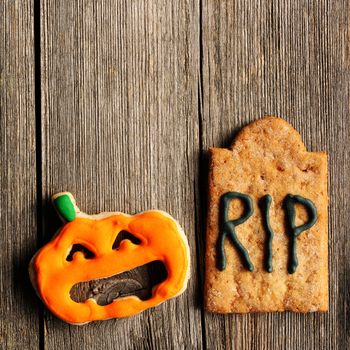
[{"x1": 70, "y1": 260, "x2": 168, "y2": 306}]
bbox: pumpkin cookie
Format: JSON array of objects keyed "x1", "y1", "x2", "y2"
[
  {"x1": 29, "y1": 193, "x2": 190, "y2": 324},
  {"x1": 204, "y1": 117, "x2": 328, "y2": 313}
]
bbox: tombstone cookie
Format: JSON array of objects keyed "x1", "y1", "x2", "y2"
[
  {"x1": 204, "y1": 117, "x2": 328, "y2": 313},
  {"x1": 29, "y1": 193, "x2": 190, "y2": 324}
]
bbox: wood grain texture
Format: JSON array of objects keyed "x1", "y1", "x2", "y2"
[
  {"x1": 2, "y1": 0, "x2": 348, "y2": 348},
  {"x1": 0, "y1": 1, "x2": 39, "y2": 349},
  {"x1": 201, "y1": 0, "x2": 349, "y2": 349},
  {"x1": 40, "y1": 0, "x2": 202, "y2": 349}
]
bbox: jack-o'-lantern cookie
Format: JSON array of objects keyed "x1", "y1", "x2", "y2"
[
  {"x1": 29, "y1": 193, "x2": 190, "y2": 324},
  {"x1": 204, "y1": 117, "x2": 328, "y2": 313}
]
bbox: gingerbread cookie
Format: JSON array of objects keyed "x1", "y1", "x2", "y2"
[
  {"x1": 29, "y1": 193, "x2": 190, "y2": 324},
  {"x1": 204, "y1": 117, "x2": 328, "y2": 313}
]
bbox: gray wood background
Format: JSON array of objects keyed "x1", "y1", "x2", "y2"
[{"x1": 1, "y1": 0, "x2": 348, "y2": 349}]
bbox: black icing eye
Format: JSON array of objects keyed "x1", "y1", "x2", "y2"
[
  {"x1": 112, "y1": 231, "x2": 141, "y2": 250},
  {"x1": 66, "y1": 244, "x2": 95, "y2": 261}
]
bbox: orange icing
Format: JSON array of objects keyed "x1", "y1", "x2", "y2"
[{"x1": 33, "y1": 211, "x2": 189, "y2": 324}]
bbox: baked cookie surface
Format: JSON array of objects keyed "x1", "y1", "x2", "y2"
[
  {"x1": 29, "y1": 193, "x2": 190, "y2": 324},
  {"x1": 204, "y1": 117, "x2": 328, "y2": 313}
]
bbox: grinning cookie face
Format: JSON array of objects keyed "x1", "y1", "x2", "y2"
[{"x1": 29, "y1": 193, "x2": 190, "y2": 324}]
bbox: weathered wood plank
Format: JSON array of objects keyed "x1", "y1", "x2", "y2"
[
  {"x1": 201, "y1": 0, "x2": 349, "y2": 349},
  {"x1": 40, "y1": 0, "x2": 202, "y2": 349},
  {"x1": 0, "y1": 1, "x2": 39, "y2": 349}
]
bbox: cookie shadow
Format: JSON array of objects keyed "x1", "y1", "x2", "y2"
[
  {"x1": 12, "y1": 243, "x2": 40, "y2": 316},
  {"x1": 193, "y1": 149, "x2": 209, "y2": 310},
  {"x1": 219, "y1": 125, "x2": 243, "y2": 149},
  {"x1": 41, "y1": 196, "x2": 61, "y2": 244},
  {"x1": 13, "y1": 196, "x2": 62, "y2": 316}
]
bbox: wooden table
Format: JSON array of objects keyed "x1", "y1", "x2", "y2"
[{"x1": 1, "y1": 1, "x2": 348, "y2": 349}]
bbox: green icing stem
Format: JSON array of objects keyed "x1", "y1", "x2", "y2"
[
  {"x1": 53, "y1": 194, "x2": 77, "y2": 222},
  {"x1": 217, "y1": 192, "x2": 254, "y2": 272},
  {"x1": 284, "y1": 194, "x2": 318, "y2": 274},
  {"x1": 259, "y1": 194, "x2": 274, "y2": 273}
]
